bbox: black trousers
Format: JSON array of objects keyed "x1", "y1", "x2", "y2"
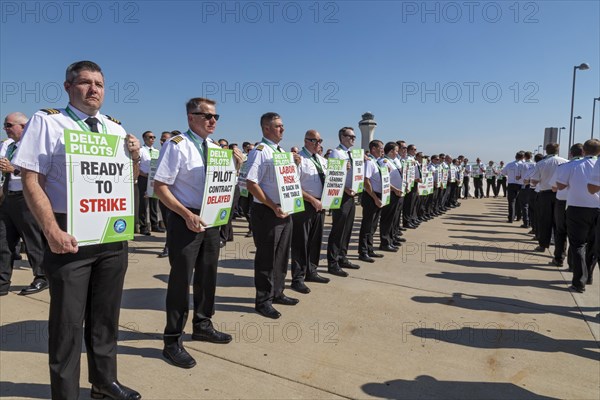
[
  {"x1": 327, "y1": 192, "x2": 356, "y2": 266},
  {"x1": 486, "y1": 177, "x2": 497, "y2": 197},
  {"x1": 473, "y1": 177, "x2": 484, "y2": 198},
  {"x1": 553, "y1": 199, "x2": 568, "y2": 262},
  {"x1": 291, "y1": 201, "x2": 324, "y2": 283},
  {"x1": 164, "y1": 211, "x2": 220, "y2": 344},
  {"x1": 392, "y1": 195, "x2": 404, "y2": 239},
  {"x1": 448, "y1": 182, "x2": 458, "y2": 205},
  {"x1": 46, "y1": 214, "x2": 127, "y2": 399},
  {"x1": 519, "y1": 186, "x2": 533, "y2": 226},
  {"x1": 159, "y1": 200, "x2": 171, "y2": 248},
  {"x1": 252, "y1": 203, "x2": 292, "y2": 306},
  {"x1": 403, "y1": 187, "x2": 415, "y2": 224},
  {"x1": 239, "y1": 193, "x2": 254, "y2": 232},
  {"x1": 380, "y1": 192, "x2": 401, "y2": 247},
  {"x1": 506, "y1": 183, "x2": 521, "y2": 221},
  {"x1": 462, "y1": 176, "x2": 470, "y2": 198},
  {"x1": 137, "y1": 175, "x2": 159, "y2": 231},
  {"x1": 536, "y1": 191, "x2": 556, "y2": 248},
  {"x1": 358, "y1": 192, "x2": 382, "y2": 255},
  {"x1": 566, "y1": 206, "x2": 598, "y2": 290},
  {"x1": 496, "y1": 178, "x2": 507, "y2": 197},
  {"x1": 435, "y1": 187, "x2": 444, "y2": 211},
  {"x1": 0, "y1": 193, "x2": 45, "y2": 291}
]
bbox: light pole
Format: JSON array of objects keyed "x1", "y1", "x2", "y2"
[
  {"x1": 573, "y1": 116, "x2": 582, "y2": 144},
  {"x1": 568, "y1": 63, "x2": 590, "y2": 149},
  {"x1": 592, "y1": 97, "x2": 600, "y2": 139}
]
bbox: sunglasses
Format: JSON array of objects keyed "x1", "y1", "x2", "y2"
[
  {"x1": 3, "y1": 122, "x2": 23, "y2": 128},
  {"x1": 147, "y1": 136, "x2": 156, "y2": 139},
  {"x1": 343, "y1": 134, "x2": 356, "y2": 139},
  {"x1": 190, "y1": 112, "x2": 220, "y2": 121},
  {"x1": 305, "y1": 138, "x2": 323, "y2": 144}
]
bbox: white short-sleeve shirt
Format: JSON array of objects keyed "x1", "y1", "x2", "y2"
[
  {"x1": 298, "y1": 147, "x2": 326, "y2": 199},
  {"x1": 556, "y1": 157, "x2": 599, "y2": 208},
  {"x1": 330, "y1": 144, "x2": 353, "y2": 189},
  {"x1": 153, "y1": 131, "x2": 219, "y2": 210},
  {"x1": 12, "y1": 105, "x2": 127, "y2": 213},
  {"x1": 245, "y1": 137, "x2": 284, "y2": 205},
  {"x1": 589, "y1": 159, "x2": 600, "y2": 187}
]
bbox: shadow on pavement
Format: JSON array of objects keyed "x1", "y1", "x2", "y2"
[
  {"x1": 411, "y1": 327, "x2": 599, "y2": 361},
  {"x1": 425, "y1": 271, "x2": 567, "y2": 292},
  {"x1": 411, "y1": 292, "x2": 600, "y2": 322},
  {"x1": 361, "y1": 375, "x2": 556, "y2": 399}
]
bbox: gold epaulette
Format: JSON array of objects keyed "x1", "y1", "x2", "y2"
[
  {"x1": 256, "y1": 144, "x2": 264, "y2": 151},
  {"x1": 40, "y1": 108, "x2": 60, "y2": 115},
  {"x1": 104, "y1": 115, "x2": 121, "y2": 125},
  {"x1": 171, "y1": 136, "x2": 184, "y2": 144}
]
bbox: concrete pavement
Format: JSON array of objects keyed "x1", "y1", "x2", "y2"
[{"x1": 1, "y1": 197, "x2": 598, "y2": 399}]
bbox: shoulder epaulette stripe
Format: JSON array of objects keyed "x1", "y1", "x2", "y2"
[
  {"x1": 40, "y1": 108, "x2": 60, "y2": 115},
  {"x1": 171, "y1": 136, "x2": 184, "y2": 144},
  {"x1": 104, "y1": 115, "x2": 121, "y2": 125}
]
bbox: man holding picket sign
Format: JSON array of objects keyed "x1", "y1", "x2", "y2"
[
  {"x1": 14, "y1": 61, "x2": 141, "y2": 400},
  {"x1": 245, "y1": 112, "x2": 304, "y2": 319},
  {"x1": 290, "y1": 130, "x2": 337, "y2": 295},
  {"x1": 153, "y1": 97, "x2": 243, "y2": 369}
]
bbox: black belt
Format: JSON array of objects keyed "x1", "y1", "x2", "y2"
[
  {"x1": 7, "y1": 190, "x2": 23, "y2": 196},
  {"x1": 541, "y1": 189, "x2": 553, "y2": 193}
]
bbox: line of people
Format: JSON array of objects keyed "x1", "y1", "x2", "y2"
[{"x1": 501, "y1": 142, "x2": 600, "y2": 293}]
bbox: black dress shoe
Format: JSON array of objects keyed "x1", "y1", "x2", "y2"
[
  {"x1": 291, "y1": 281, "x2": 311, "y2": 294},
  {"x1": 327, "y1": 267, "x2": 349, "y2": 277},
  {"x1": 358, "y1": 254, "x2": 374, "y2": 263},
  {"x1": 399, "y1": 226, "x2": 407, "y2": 231},
  {"x1": 256, "y1": 304, "x2": 281, "y2": 319},
  {"x1": 19, "y1": 279, "x2": 49, "y2": 296},
  {"x1": 151, "y1": 226, "x2": 166, "y2": 233},
  {"x1": 163, "y1": 340, "x2": 196, "y2": 369},
  {"x1": 396, "y1": 237, "x2": 407, "y2": 243},
  {"x1": 245, "y1": 230, "x2": 253, "y2": 237},
  {"x1": 534, "y1": 245, "x2": 547, "y2": 252},
  {"x1": 549, "y1": 258, "x2": 563, "y2": 267},
  {"x1": 0, "y1": 291, "x2": 8, "y2": 296},
  {"x1": 379, "y1": 245, "x2": 398, "y2": 252},
  {"x1": 340, "y1": 260, "x2": 360, "y2": 269},
  {"x1": 569, "y1": 285, "x2": 585, "y2": 293},
  {"x1": 368, "y1": 252, "x2": 384, "y2": 258},
  {"x1": 273, "y1": 294, "x2": 299, "y2": 305},
  {"x1": 192, "y1": 327, "x2": 232, "y2": 344},
  {"x1": 305, "y1": 273, "x2": 330, "y2": 283},
  {"x1": 158, "y1": 248, "x2": 169, "y2": 258},
  {"x1": 219, "y1": 240, "x2": 226, "y2": 248},
  {"x1": 91, "y1": 381, "x2": 141, "y2": 400},
  {"x1": 140, "y1": 230, "x2": 151, "y2": 236}
]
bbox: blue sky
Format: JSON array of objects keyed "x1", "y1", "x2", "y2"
[{"x1": 1, "y1": 0, "x2": 599, "y2": 162}]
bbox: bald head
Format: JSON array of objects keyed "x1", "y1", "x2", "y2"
[
  {"x1": 5, "y1": 112, "x2": 28, "y2": 125},
  {"x1": 3, "y1": 112, "x2": 28, "y2": 142}
]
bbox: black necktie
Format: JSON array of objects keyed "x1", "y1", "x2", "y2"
[
  {"x1": 85, "y1": 117, "x2": 100, "y2": 133},
  {"x1": 312, "y1": 154, "x2": 325, "y2": 185},
  {"x1": 2, "y1": 143, "x2": 17, "y2": 197},
  {"x1": 201, "y1": 139, "x2": 208, "y2": 165},
  {"x1": 277, "y1": 145, "x2": 283, "y2": 152}
]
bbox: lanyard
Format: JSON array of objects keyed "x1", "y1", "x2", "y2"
[
  {"x1": 261, "y1": 138, "x2": 282, "y2": 153},
  {"x1": 6, "y1": 143, "x2": 17, "y2": 161},
  {"x1": 65, "y1": 106, "x2": 107, "y2": 134},
  {"x1": 185, "y1": 130, "x2": 206, "y2": 161},
  {"x1": 384, "y1": 156, "x2": 401, "y2": 171},
  {"x1": 301, "y1": 147, "x2": 323, "y2": 173}
]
